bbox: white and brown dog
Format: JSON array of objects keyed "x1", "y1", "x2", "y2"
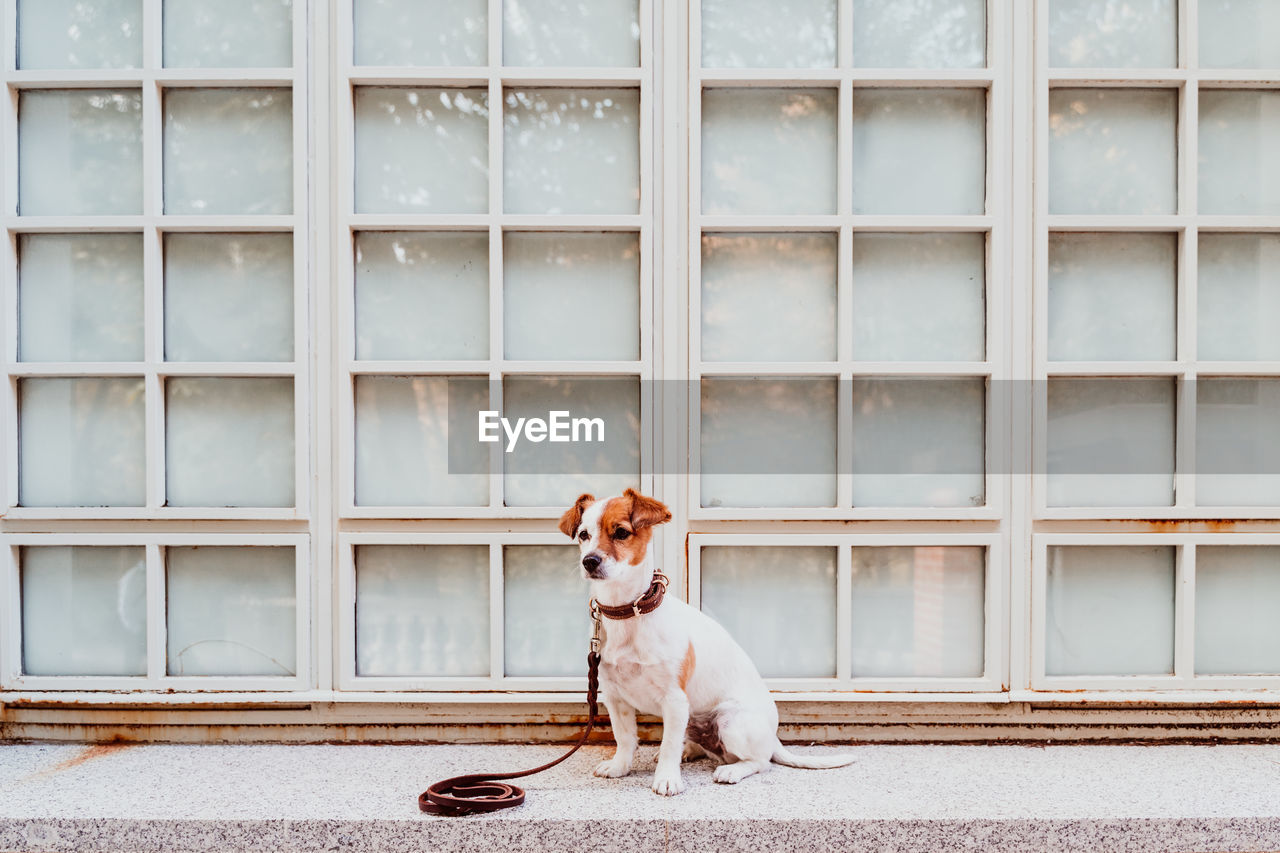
[{"x1": 559, "y1": 489, "x2": 855, "y2": 796}]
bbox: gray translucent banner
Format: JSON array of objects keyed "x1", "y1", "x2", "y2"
[{"x1": 444, "y1": 377, "x2": 1280, "y2": 478}]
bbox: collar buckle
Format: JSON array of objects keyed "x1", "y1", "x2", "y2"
[{"x1": 589, "y1": 599, "x2": 603, "y2": 653}]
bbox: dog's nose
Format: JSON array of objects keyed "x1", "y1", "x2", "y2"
[{"x1": 582, "y1": 554, "x2": 602, "y2": 573}]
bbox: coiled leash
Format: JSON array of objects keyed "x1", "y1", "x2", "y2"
[
  {"x1": 417, "y1": 572, "x2": 668, "y2": 817},
  {"x1": 417, "y1": 649, "x2": 601, "y2": 816}
]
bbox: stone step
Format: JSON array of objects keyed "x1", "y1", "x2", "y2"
[{"x1": 2, "y1": 742, "x2": 1280, "y2": 852}]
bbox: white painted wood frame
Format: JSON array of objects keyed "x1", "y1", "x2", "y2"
[
  {"x1": 333, "y1": 0, "x2": 657, "y2": 522},
  {"x1": 1, "y1": 0, "x2": 1279, "y2": 707}
]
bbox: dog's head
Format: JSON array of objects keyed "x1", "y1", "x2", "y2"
[{"x1": 558, "y1": 489, "x2": 672, "y2": 582}]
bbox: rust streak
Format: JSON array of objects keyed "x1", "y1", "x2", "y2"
[
  {"x1": 24, "y1": 743, "x2": 132, "y2": 781},
  {"x1": 1139, "y1": 519, "x2": 1243, "y2": 532}
]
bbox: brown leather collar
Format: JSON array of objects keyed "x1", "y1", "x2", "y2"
[{"x1": 592, "y1": 572, "x2": 669, "y2": 620}]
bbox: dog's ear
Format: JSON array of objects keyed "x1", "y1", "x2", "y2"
[
  {"x1": 558, "y1": 493, "x2": 595, "y2": 538},
  {"x1": 625, "y1": 488, "x2": 671, "y2": 531}
]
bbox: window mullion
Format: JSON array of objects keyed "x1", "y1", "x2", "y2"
[{"x1": 145, "y1": 543, "x2": 165, "y2": 682}]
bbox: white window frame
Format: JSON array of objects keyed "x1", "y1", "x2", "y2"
[
  {"x1": 0, "y1": 0, "x2": 313, "y2": 522},
  {"x1": 688, "y1": 533, "x2": 1008, "y2": 699},
  {"x1": 686, "y1": 0, "x2": 1013, "y2": 524},
  {"x1": 333, "y1": 0, "x2": 657, "y2": 522},
  {"x1": 0, "y1": 0, "x2": 321, "y2": 696},
  {"x1": 1, "y1": 532, "x2": 311, "y2": 692},
  {"x1": 0, "y1": 0, "x2": 1278, "y2": 712},
  {"x1": 1031, "y1": 0, "x2": 1280, "y2": 521},
  {"x1": 1028, "y1": 533, "x2": 1280, "y2": 698},
  {"x1": 1014, "y1": 0, "x2": 1280, "y2": 703},
  {"x1": 337, "y1": 531, "x2": 591, "y2": 692}
]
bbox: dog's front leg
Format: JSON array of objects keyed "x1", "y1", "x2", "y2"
[
  {"x1": 651, "y1": 691, "x2": 689, "y2": 796},
  {"x1": 593, "y1": 693, "x2": 637, "y2": 778}
]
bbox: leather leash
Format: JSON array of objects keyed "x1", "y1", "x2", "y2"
[
  {"x1": 417, "y1": 573, "x2": 668, "y2": 817},
  {"x1": 417, "y1": 649, "x2": 601, "y2": 816}
]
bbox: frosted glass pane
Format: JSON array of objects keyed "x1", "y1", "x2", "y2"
[
  {"x1": 354, "y1": 88, "x2": 488, "y2": 214},
  {"x1": 851, "y1": 233, "x2": 985, "y2": 361},
  {"x1": 1048, "y1": 233, "x2": 1176, "y2": 361},
  {"x1": 20, "y1": 378, "x2": 144, "y2": 507},
  {"x1": 19, "y1": 234, "x2": 144, "y2": 362},
  {"x1": 19, "y1": 90, "x2": 142, "y2": 215},
  {"x1": 355, "y1": 232, "x2": 488, "y2": 361},
  {"x1": 164, "y1": 89, "x2": 292, "y2": 215},
  {"x1": 1199, "y1": 91, "x2": 1280, "y2": 216},
  {"x1": 166, "y1": 378, "x2": 294, "y2": 507},
  {"x1": 505, "y1": 233, "x2": 639, "y2": 361},
  {"x1": 1048, "y1": 0, "x2": 1177, "y2": 67},
  {"x1": 851, "y1": 89, "x2": 985, "y2": 215},
  {"x1": 701, "y1": 0, "x2": 835, "y2": 68},
  {"x1": 18, "y1": 0, "x2": 141, "y2": 69},
  {"x1": 1198, "y1": 234, "x2": 1280, "y2": 362},
  {"x1": 702, "y1": 89, "x2": 836, "y2": 215},
  {"x1": 851, "y1": 0, "x2": 985, "y2": 68},
  {"x1": 354, "y1": 0, "x2": 486, "y2": 65},
  {"x1": 851, "y1": 378, "x2": 985, "y2": 508},
  {"x1": 1196, "y1": 379, "x2": 1280, "y2": 507},
  {"x1": 700, "y1": 547, "x2": 836, "y2": 678},
  {"x1": 504, "y1": 0, "x2": 639, "y2": 67},
  {"x1": 163, "y1": 0, "x2": 291, "y2": 68},
  {"x1": 1047, "y1": 378, "x2": 1175, "y2": 507},
  {"x1": 1200, "y1": 0, "x2": 1280, "y2": 68},
  {"x1": 850, "y1": 546, "x2": 985, "y2": 678},
  {"x1": 701, "y1": 234, "x2": 836, "y2": 363},
  {"x1": 21, "y1": 546, "x2": 146, "y2": 676},
  {"x1": 1045, "y1": 545, "x2": 1175, "y2": 676},
  {"x1": 503, "y1": 377, "x2": 639, "y2": 507},
  {"x1": 504, "y1": 89, "x2": 639, "y2": 214},
  {"x1": 1195, "y1": 547, "x2": 1280, "y2": 675},
  {"x1": 504, "y1": 545, "x2": 590, "y2": 676},
  {"x1": 355, "y1": 545, "x2": 489, "y2": 677},
  {"x1": 166, "y1": 547, "x2": 296, "y2": 676},
  {"x1": 354, "y1": 376, "x2": 489, "y2": 506},
  {"x1": 164, "y1": 234, "x2": 293, "y2": 362},
  {"x1": 701, "y1": 378, "x2": 836, "y2": 508},
  {"x1": 1049, "y1": 89, "x2": 1177, "y2": 215}
]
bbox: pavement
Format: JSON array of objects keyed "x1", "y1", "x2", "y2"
[{"x1": 2, "y1": 741, "x2": 1280, "y2": 851}]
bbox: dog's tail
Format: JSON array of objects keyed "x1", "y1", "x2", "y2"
[{"x1": 770, "y1": 742, "x2": 856, "y2": 770}]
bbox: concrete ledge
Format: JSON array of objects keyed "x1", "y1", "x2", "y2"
[{"x1": 2, "y1": 742, "x2": 1280, "y2": 852}]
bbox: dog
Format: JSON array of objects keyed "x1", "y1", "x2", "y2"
[{"x1": 559, "y1": 488, "x2": 855, "y2": 796}]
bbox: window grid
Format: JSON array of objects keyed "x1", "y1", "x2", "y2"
[
  {"x1": 1031, "y1": 534, "x2": 1280, "y2": 692},
  {"x1": 688, "y1": 0, "x2": 1011, "y2": 522},
  {"x1": 2, "y1": 533, "x2": 310, "y2": 692},
  {"x1": 1, "y1": 0, "x2": 1280, "y2": 705},
  {"x1": 688, "y1": 534, "x2": 1007, "y2": 696},
  {"x1": 0, "y1": 1, "x2": 316, "y2": 694},
  {"x1": 1033, "y1": 0, "x2": 1280, "y2": 520},
  {"x1": 337, "y1": 531, "x2": 598, "y2": 691},
  {"x1": 1, "y1": 0, "x2": 311, "y2": 520},
  {"x1": 335, "y1": 0, "x2": 656, "y2": 521}
]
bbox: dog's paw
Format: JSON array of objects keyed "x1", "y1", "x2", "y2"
[
  {"x1": 592, "y1": 758, "x2": 632, "y2": 778},
  {"x1": 712, "y1": 762, "x2": 761, "y2": 785},
  {"x1": 651, "y1": 771, "x2": 685, "y2": 796}
]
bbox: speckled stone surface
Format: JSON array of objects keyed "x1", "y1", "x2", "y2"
[{"x1": 2, "y1": 742, "x2": 1280, "y2": 851}]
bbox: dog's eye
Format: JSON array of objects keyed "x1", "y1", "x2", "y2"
[
  {"x1": 577, "y1": 530, "x2": 589, "y2": 542},
  {"x1": 612, "y1": 528, "x2": 631, "y2": 541}
]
